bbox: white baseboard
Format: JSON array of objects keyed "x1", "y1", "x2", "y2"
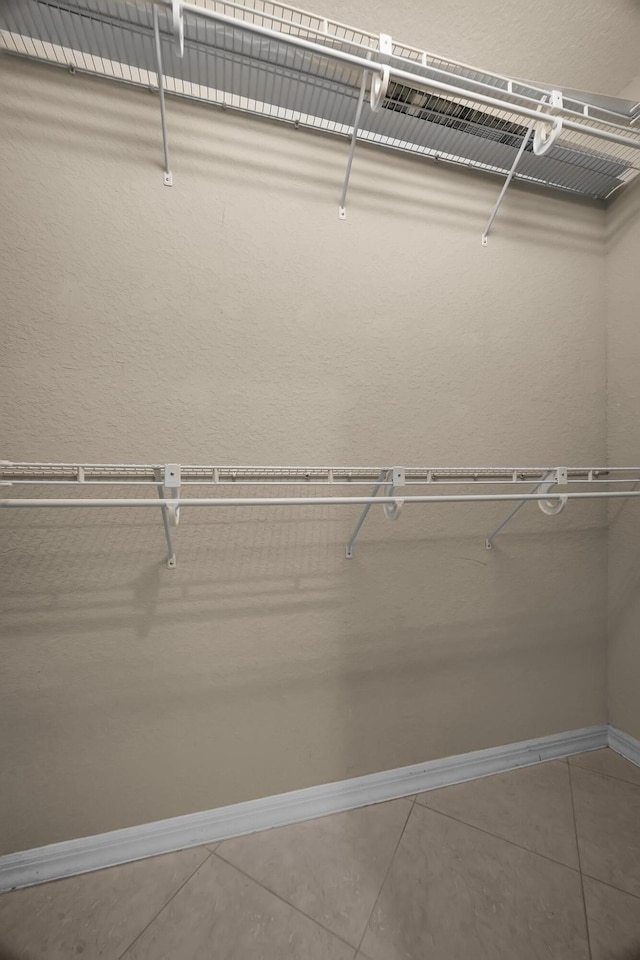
[
  {"x1": 0, "y1": 725, "x2": 608, "y2": 892},
  {"x1": 608, "y1": 724, "x2": 640, "y2": 767}
]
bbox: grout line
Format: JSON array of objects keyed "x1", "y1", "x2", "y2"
[
  {"x1": 354, "y1": 796, "x2": 415, "y2": 955},
  {"x1": 568, "y1": 763, "x2": 593, "y2": 960},
  {"x1": 580, "y1": 871, "x2": 640, "y2": 901},
  {"x1": 568, "y1": 758, "x2": 640, "y2": 789},
  {"x1": 117, "y1": 849, "x2": 213, "y2": 960},
  {"x1": 212, "y1": 849, "x2": 358, "y2": 952},
  {"x1": 414, "y1": 802, "x2": 582, "y2": 875}
]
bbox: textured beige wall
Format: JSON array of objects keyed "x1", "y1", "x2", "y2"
[
  {"x1": 0, "y1": 55, "x2": 608, "y2": 855},
  {"x1": 606, "y1": 166, "x2": 640, "y2": 741}
]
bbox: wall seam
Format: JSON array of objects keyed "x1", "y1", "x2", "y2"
[{"x1": 603, "y1": 198, "x2": 611, "y2": 727}]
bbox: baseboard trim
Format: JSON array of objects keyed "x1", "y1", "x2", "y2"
[
  {"x1": 608, "y1": 724, "x2": 640, "y2": 767},
  {"x1": 0, "y1": 724, "x2": 608, "y2": 892}
]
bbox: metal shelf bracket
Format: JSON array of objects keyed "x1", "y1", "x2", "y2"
[
  {"x1": 153, "y1": 4, "x2": 173, "y2": 187},
  {"x1": 482, "y1": 97, "x2": 551, "y2": 245},
  {"x1": 155, "y1": 463, "x2": 180, "y2": 567},
  {"x1": 338, "y1": 69, "x2": 368, "y2": 219},
  {"x1": 346, "y1": 467, "x2": 404, "y2": 556},
  {"x1": 482, "y1": 124, "x2": 533, "y2": 245},
  {"x1": 485, "y1": 467, "x2": 567, "y2": 549}
]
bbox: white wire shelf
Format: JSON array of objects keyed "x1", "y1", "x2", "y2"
[
  {"x1": 0, "y1": 461, "x2": 637, "y2": 484},
  {"x1": 2, "y1": 461, "x2": 640, "y2": 566},
  {"x1": 2, "y1": 0, "x2": 640, "y2": 233}
]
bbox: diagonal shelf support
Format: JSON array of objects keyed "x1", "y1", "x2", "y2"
[
  {"x1": 153, "y1": 4, "x2": 173, "y2": 186},
  {"x1": 155, "y1": 465, "x2": 180, "y2": 567},
  {"x1": 481, "y1": 124, "x2": 533, "y2": 245},
  {"x1": 345, "y1": 469, "x2": 387, "y2": 558},
  {"x1": 481, "y1": 95, "x2": 552, "y2": 246},
  {"x1": 338, "y1": 69, "x2": 369, "y2": 220},
  {"x1": 485, "y1": 468, "x2": 566, "y2": 549}
]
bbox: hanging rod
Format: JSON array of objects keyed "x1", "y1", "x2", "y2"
[{"x1": 4, "y1": 492, "x2": 640, "y2": 507}]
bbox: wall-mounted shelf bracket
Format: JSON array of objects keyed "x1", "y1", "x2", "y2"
[
  {"x1": 345, "y1": 467, "x2": 404, "y2": 556},
  {"x1": 155, "y1": 463, "x2": 180, "y2": 567},
  {"x1": 345, "y1": 469, "x2": 386, "y2": 557},
  {"x1": 485, "y1": 467, "x2": 566, "y2": 548},
  {"x1": 482, "y1": 124, "x2": 534, "y2": 245},
  {"x1": 482, "y1": 95, "x2": 556, "y2": 244},
  {"x1": 338, "y1": 69, "x2": 369, "y2": 219},
  {"x1": 153, "y1": 4, "x2": 173, "y2": 187}
]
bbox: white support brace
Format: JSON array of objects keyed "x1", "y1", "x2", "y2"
[
  {"x1": 345, "y1": 469, "x2": 386, "y2": 558},
  {"x1": 485, "y1": 467, "x2": 567, "y2": 548},
  {"x1": 152, "y1": 4, "x2": 173, "y2": 187},
  {"x1": 339, "y1": 70, "x2": 369, "y2": 219},
  {"x1": 481, "y1": 125, "x2": 533, "y2": 245},
  {"x1": 482, "y1": 96, "x2": 554, "y2": 245},
  {"x1": 155, "y1": 464, "x2": 180, "y2": 568}
]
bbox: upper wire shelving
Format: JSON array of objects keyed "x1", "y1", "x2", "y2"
[{"x1": 2, "y1": 0, "x2": 640, "y2": 240}]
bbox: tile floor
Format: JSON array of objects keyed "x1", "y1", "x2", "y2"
[{"x1": 1, "y1": 748, "x2": 640, "y2": 959}]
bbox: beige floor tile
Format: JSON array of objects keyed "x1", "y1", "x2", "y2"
[
  {"x1": 583, "y1": 877, "x2": 640, "y2": 960},
  {"x1": 0, "y1": 847, "x2": 208, "y2": 960},
  {"x1": 571, "y1": 765, "x2": 640, "y2": 897},
  {"x1": 416, "y1": 760, "x2": 579, "y2": 867},
  {"x1": 122, "y1": 853, "x2": 355, "y2": 960},
  {"x1": 360, "y1": 804, "x2": 589, "y2": 960},
  {"x1": 216, "y1": 798, "x2": 411, "y2": 947},
  {"x1": 568, "y1": 747, "x2": 640, "y2": 786}
]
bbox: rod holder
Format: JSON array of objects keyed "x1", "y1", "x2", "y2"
[
  {"x1": 369, "y1": 65, "x2": 390, "y2": 112},
  {"x1": 172, "y1": 0, "x2": 184, "y2": 56},
  {"x1": 382, "y1": 466, "x2": 405, "y2": 520},
  {"x1": 538, "y1": 466, "x2": 568, "y2": 514},
  {"x1": 163, "y1": 463, "x2": 181, "y2": 525}
]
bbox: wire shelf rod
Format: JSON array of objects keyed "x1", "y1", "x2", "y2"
[{"x1": 3, "y1": 491, "x2": 640, "y2": 508}]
